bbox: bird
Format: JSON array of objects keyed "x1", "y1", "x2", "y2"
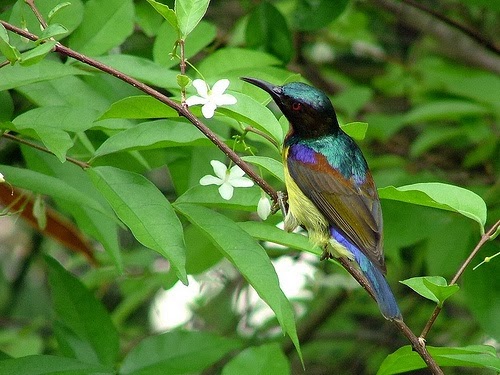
[{"x1": 241, "y1": 77, "x2": 402, "y2": 320}]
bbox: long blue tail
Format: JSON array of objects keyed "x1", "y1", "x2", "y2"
[{"x1": 331, "y1": 228, "x2": 402, "y2": 320}]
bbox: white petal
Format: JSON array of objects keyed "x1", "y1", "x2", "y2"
[
  {"x1": 229, "y1": 177, "x2": 254, "y2": 188},
  {"x1": 214, "y1": 93, "x2": 237, "y2": 106},
  {"x1": 200, "y1": 175, "x2": 223, "y2": 186},
  {"x1": 210, "y1": 160, "x2": 228, "y2": 180},
  {"x1": 0, "y1": 172, "x2": 4, "y2": 183},
  {"x1": 228, "y1": 164, "x2": 245, "y2": 178},
  {"x1": 201, "y1": 102, "x2": 217, "y2": 118},
  {"x1": 192, "y1": 79, "x2": 209, "y2": 97},
  {"x1": 185, "y1": 95, "x2": 207, "y2": 106},
  {"x1": 257, "y1": 197, "x2": 272, "y2": 220},
  {"x1": 218, "y1": 182, "x2": 234, "y2": 200},
  {"x1": 211, "y1": 79, "x2": 230, "y2": 95}
]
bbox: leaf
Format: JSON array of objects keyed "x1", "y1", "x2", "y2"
[
  {"x1": 39, "y1": 24, "x2": 68, "y2": 40},
  {"x1": 174, "y1": 203, "x2": 302, "y2": 361},
  {"x1": 245, "y1": 2, "x2": 293, "y2": 63},
  {"x1": 99, "y1": 96, "x2": 178, "y2": 120},
  {"x1": 238, "y1": 221, "x2": 316, "y2": 254},
  {"x1": 400, "y1": 276, "x2": 459, "y2": 306},
  {"x1": 341, "y1": 121, "x2": 369, "y2": 140},
  {"x1": 0, "y1": 23, "x2": 21, "y2": 64},
  {"x1": 222, "y1": 343, "x2": 290, "y2": 375},
  {"x1": 146, "y1": 0, "x2": 179, "y2": 33},
  {"x1": 176, "y1": 185, "x2": 261, "y2": 211},
  {"x1": 46, "y1": 256, "x2": 119, "y2": 367},
  {"x1": 68, "y1": 0, "x2": 134, "y2": 56},
  {"x1": 217, "y1": 92, "x2": 283, "y2": 144},
  {"x1": 410, "y1": 127, "x2": 464, "y2": 157},
  {"x1": 175, "y1": 0, "x2": 210, "y2": 38},
  {"x1": 241, "y1": 156, "x2": 285, "y2": 183},
  {"x1": 377, "y1": 345, "x2": 500, "y2": 375},
  {"x1": 378, "y1": 183, "x2": 487, "y2": 233},
  {"x1": 294, "y1": 0, "x2": 349, "y2": 31},
  {"x1": 88, "y1": 166, "x2": 187, "y2": 284},
  {"x1": 403, "y1": 100, "x2": 489, "y2": 123},
  {"x1": 0, "y1": 59, "x2": 87, "y2": 91},
  {"x1": 19, "y1": 41, "x2": 57, "y2": 66},
  {"x1": 0, "y1": 165, "x2": 112, "y2": 218},
  {"x1": 95, "y1": 55, "x2": 179, "y2": 89},
  {"x1": 0, "y1": 355, "x2": 114, "y2": 375},
  {"x1": 120, "y1": 330, "x2": 242, "y2": 374},
  {"x1": 48, "y1": 2, "x2": 72, "y2": 21},
  {"x1": 93, "y1": 119, "x2": 213, "y2": 158}
]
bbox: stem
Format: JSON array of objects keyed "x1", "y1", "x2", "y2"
[
  {"x1": 2, "y1": 132, "x2": 90, "y2": 169},
  {"x1": 420, "y1": 219, "x2": 500, "y2": 339},
  {"x1": 0, "y1": 20, "x2": 279, "y2": 203},
  {"x1": 179, "y1": 38, "x2": 187, "y2": 105},
  {"x1": 24, "y1": 0, "x2": 48, "y2": 29}
]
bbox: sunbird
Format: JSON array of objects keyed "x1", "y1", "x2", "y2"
[{"x1": 241, "y1": 77, "x2": 402, "y2": 320}]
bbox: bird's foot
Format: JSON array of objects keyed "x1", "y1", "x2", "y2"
[
  {"x1": 272, "y1": 191, "x2": 288, "y2": 215},
  {"x1": 320, "y1": 247, "x2": 333, "y2": 261}
]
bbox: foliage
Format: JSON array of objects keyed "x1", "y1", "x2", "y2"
[{"x1": 0, "y1": 0, "x2": 499, "y2": 374}]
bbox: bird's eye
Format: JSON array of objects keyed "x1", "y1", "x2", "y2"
[{"x1": 291, "y1": 102, "x2": 302, "y2": 111}]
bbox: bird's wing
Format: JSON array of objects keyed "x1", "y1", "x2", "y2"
[{"x1": 287, "y1": 146, "x2": 386, "y2": 272}]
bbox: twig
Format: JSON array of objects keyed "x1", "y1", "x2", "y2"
[
  {"x1": 0, "y1": 20, "x2": 279, "y2": 203},
  {"x1": 2, "y1": 132, "x2": 89, "y2": 169},
  {"x1": 24, "y1": 0, "x2": 48, "y2": 29},
  {"x1": 420, "y1": 219, "x2": 500, "y2": 339}
]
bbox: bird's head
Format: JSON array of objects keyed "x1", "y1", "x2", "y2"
[{"x1": 241, "y1": 77, "x2": 340, "y2": 139}]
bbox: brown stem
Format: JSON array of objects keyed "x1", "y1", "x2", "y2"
[
  {"x1": 420, "y1": 219, "x2": 500, "y2": 339},
  {"x1": 24, "y1": 0, "x2": 48, "y2": 29},
  {"x1": 2, "y1": 132, "x2": 89, "y2": 169},
  {"x1": 0, "y1": 20, "x2": 279, "y2": 203},
  {"x1": 179, "y1": 38, "x2": 187, "y2": 105}
]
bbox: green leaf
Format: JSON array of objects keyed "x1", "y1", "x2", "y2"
[
  {"x1": 176, "y1": 185, "x2": 261, "y2": 211},
  {"x1": 95, "y1": 55, "x2": 179, "y2": 89},
  {"x1": 410, "y1": 127, "x2": 464, "y2": 157},
  {"x1": 400, "y1": 276, "x2": 459, "y2": 306},
  {"x1": 0, "y1": 59, "x2": 87, "y2": 91},
  {"x1": 146, "y1": 0, "x2": 179, "y2": 33},
  {"x1": 341, "y1": 121, "x2": 369, "y2": 141},
  {"x1": 0, "y1": 23, "x2": 21, "y2": 64},
  {"x1": 378, "y1": 345, "x2": 500, "y2": 375},
  {"x1": 217, "y1": 92, "x2": 283, "y2": 144},
  {"x1": 99, "y1": 96, "x2": 178, "y2": 120},
  {"x1": 153, "y1": 20, "x2": 216, "y2": 67},
  {"x1": 238, "y1": 221, "x2": 316, "y2": 254},
  {"x1": 93, "y1": 119, "x2": 213, "y2": 159},
  {"x1": 19, "y1": 41, "x2": 57, "y2": 66},
  {"x1": 0, "y1": 355, "x2": 114, "y2": 375},
  {"x1": 245, "y1": 2, "x2": 293, "y2": 63},
  {"x1": 48, "y1": 2, "x2": 72, "y2": 22},
  {"x1": 177, "y1": 74, "x2": 191, "y2": 89},
  {"x1": 175, "y1": 0, "x2": 210, "y2": 38},
  {"x1": 198, "y1": 48, "x2": 281, "y2": 79},
  {"x1": 39, "y1": 24, "x2": 68, "y2": 40},
  {"x1": 378, "y1": 183, "x2": 487, "y2": 233},
  {"x1": 174, "y1": 203, "x2": 302, "y2": 361},
  {"x1": 68, "y1": 0, "x2": 134, "y2": 56},
  {"x1": 120, "y1": 330, "x2": 242, "y2": 374},
  {"x1": 403, "y1": 100, "x2": 489, "y2": 123},
  {"x1": 0, "y1": 165, "x2": 112, "y2": 218},
  {"x1": 88, "y1": 166, "x2": 187, "y2": 284},
  {"x1": 46, "y1": 256, "x2": 119, "y2": 367},
  {"x1": 241, "y1": 156, "x2": 285, "y2": 183},
  {"x1": 294, "y1": 0, "x2": 349, "y2": 31},
  {"x1": 222, "y1": 343, "x2": 290, "y2": 375}
]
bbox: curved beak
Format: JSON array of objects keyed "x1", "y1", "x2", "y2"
[{"x1": 240, "y1": 77, "x2": 283, "y2": 103}]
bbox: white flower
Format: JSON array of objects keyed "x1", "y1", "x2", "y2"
[
  {"x1": 200, "y1": 160, "x2": 254, "y2": 200},
  {"x1": 185, "y1": 79, "x2": 237, "y2": 118},
  {"x1": 257, "y1": 196, "x2": 271, "y2": 220},
  {"x1": 0, "y1": 172, "x2": 4, "y2": 183}
]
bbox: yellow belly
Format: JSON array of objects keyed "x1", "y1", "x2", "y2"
[{"x1": 283, "y1": 150, "x2": 353, "y2": 260}]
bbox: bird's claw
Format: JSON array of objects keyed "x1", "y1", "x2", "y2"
[{"x1": 272, "y1": 191, "x2": 288, "y2": 215}]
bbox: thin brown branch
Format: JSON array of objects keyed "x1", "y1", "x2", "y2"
[
  {"x1": 420, "y1": 219, "x2": 500, "y2": 339},
  {"x1": 24, "y1": 0, "x2": 48, "y2": 29},
  {"x1": 2, "y1": 132, "x2": 90, "y2": 169},
  {"x1": 0, "y1": 20, "x2": 279, "y2": 203}
]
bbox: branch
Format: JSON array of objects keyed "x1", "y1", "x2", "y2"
[
  {"x1": 420, "y1": 219, "x2": 500, "y2": 339},
  {"x1": 0, "y1": 20, "x2": 279, "y2": 203},
  {"x1": 369, "y1": 0, "x2": 500, "y2": 75}
]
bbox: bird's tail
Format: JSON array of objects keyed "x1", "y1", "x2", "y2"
[{"x1": 330, "y1": 228, "x2": 402, "y2": 320}]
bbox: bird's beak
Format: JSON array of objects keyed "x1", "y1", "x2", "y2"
[{"x1": 240, "y1": 77, "x2": 283, "y2": 103}]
